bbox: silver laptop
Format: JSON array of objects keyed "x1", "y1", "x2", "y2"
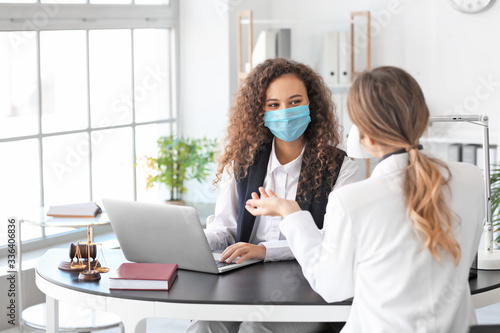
[{"x1": 102, "y1": 198, "x2": 262, "y2": 274}]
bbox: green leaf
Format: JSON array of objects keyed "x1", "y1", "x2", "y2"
[
  {"x1": 142, "y1": 134, "x2": 218, "y2": 200},
  {"x1": 491, "y1": 165, "x2": 500, "y2": 215}
]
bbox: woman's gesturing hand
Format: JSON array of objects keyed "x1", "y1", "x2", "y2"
[{"x1": 245, "y1": 187, "x2": 301, "y2": 218}]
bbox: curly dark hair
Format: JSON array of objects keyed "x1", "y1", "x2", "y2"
[{"x1": 214, "y1": 58, "x2": 343, "y2": 196}]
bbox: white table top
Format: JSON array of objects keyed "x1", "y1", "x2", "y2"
[{"x1": 20, "y1": 207, "x2": 110, "y2": 228}]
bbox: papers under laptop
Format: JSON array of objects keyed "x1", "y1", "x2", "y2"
[{"x1": 103, "y1": 198, "x2": 262, "y2": 274}]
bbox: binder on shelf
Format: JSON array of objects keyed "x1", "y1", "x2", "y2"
[
  {"x1": 462, "y1": 144, "x2": 481, "y2": 165},
  {"x1": 447, "y1": 143, "x2": 462, "y2": 162},
  {"x1": 316, "y1": 31, "x2": 339, "y2": 86},
  {"x1": 338, "y1": 31, "x2": 351, "y2": 84},
  {"x1": 252, "y1": 29, "x2": 277, "y2": 69},
  {"x1": 476, "y1": 145, "x2": 497, "y2": 171},
  {"x1": 276, "y1": 28, "x2": 291, "y2": 59}
]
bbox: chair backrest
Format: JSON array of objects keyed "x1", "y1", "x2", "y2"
[{"x1": 469, "y1": 325, "x2": 500, "y2": 333}]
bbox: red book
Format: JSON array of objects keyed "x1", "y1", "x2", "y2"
[{"x1": 109, "y1": 263, "x2": 178, "y2": 291}]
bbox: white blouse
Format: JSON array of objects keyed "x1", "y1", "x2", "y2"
[
  {"x1": 280, "y1": 152, "x2": 485, "y2": 333},
  {"x1": 205, "y1": 139, "x2": 359, "y2": 261}
]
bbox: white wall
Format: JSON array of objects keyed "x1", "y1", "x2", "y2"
[
  {"x1": 178, "y1": 0, "x2": 232, "y2": 203},
  {"x1": 266, "y1": 0, "x2": 500, "y2": 150},
  {"x1": 179, "y1": 0, "x2": 272, "y2": 203},
  {"x1": 179, "y1": 0, "x2": 230, "y2": 140},
  {"x1": 180, "y1": 0, "x2": 500, "y2": 203}
]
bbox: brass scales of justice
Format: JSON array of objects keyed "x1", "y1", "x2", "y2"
[{"x1": 58, "y1": 225, "x2": 109, "y2": 281}]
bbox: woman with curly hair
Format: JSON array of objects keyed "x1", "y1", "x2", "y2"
[
  {"x1": 208, "y1": 57, "x2": 357, "y2": 264},
  {"x1": 186, "y1": 58, "x2": 358, "y2": 333}
]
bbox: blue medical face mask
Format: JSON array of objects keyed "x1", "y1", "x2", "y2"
[{"x1": 263, "y1": 104, "x2": 311, "y2": 142}]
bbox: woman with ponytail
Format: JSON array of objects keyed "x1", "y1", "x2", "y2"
[{"x1": 245, "y1": 66, "x2": 485, "y2": 332}]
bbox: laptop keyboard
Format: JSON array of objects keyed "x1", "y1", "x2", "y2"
[{"x1": 216, "y1": 260, "x2": 236, "y2": 268}]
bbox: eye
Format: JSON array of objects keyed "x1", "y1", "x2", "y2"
[
  {"x1": 267, "y1": 103, "x2": 279, "y2": 108},
  {"x1": 290, "y1": 100, "x2": 302, "y2": 105}
]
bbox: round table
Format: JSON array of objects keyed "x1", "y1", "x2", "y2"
[
  {"x1": 36, "y1": 249, "x2": 351, "y2": 332},
  {"x1": 36, "y1": 249, "x2": 500, "y2": 333}
]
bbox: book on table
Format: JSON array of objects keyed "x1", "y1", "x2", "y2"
[
  {"x1": 109, "y1": 263, "x2": 178, "y2": 290},
  {"x1": 47, "y1": 202, "x2": 102, "y2": 218}
]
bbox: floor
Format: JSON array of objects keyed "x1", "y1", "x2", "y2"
[
  {"x1": 2, "y1": 303, "x2": 499, "y2": 332},
  {"x1": 1, "y1": 317, "x2": 191, "y2": 333},
  {"x1": 476, "y1": 302, "x2": 500, "y2": 325}
]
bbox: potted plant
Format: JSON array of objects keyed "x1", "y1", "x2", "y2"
[
  {"x1": 144, "y1": 135, "x2": 218, "y2": 205},
  {"x1": 492, "y1": 165, "x2": 500, "y2": 246}
]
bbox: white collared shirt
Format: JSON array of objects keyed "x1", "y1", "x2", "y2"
[{"x1": 205, "y1": 139, "x2": 358, "y2": 261}]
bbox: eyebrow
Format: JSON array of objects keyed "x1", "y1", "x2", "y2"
[{"x1": 265, "y1": 94, "x2": 303, "y2": 103}]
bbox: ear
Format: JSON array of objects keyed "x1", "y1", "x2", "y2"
[{"x1": 361, "y1": 135, "x2": 376, "y2": 147}]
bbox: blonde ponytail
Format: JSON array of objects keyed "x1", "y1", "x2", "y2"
[
  {"x1": 404, "y1": 148, "x2": 460, "y2": 263},
  {"x1": 347, "y1": 66, "x2": 461, "y2": 264}
]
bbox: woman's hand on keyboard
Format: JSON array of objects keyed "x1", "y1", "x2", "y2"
[{"x1": 220, "y1": 242, "x2": 266, "y2": 264}]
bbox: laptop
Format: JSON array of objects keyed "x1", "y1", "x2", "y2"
[{"x1": 102, "y1": 198, "x2": 262, "y2": 274}]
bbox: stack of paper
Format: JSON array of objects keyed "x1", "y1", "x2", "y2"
[{"x1": 47, "y1": 202, "x2": 102, "y2": 218}]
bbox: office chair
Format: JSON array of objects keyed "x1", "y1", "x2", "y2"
[{"x1": 469, "y1": 325, "x2": 500, "y2": 333}]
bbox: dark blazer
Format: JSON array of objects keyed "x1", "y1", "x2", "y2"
[{"x1": 235, "y1": 142, "x2": 346, "y2": 243}]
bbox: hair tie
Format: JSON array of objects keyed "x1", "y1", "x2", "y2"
[{"x1": 405, "y1": 144, "x2": 422, "y2": 152}]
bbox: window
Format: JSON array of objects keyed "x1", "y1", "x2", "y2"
[{"x1": 0, "y1": 0, "x2": 179, "y2": 245}]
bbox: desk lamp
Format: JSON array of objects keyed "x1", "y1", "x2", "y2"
[
  {"x1": 345, "y1": 115, "x2": 499, "y2": 270},
  {"x1": 430, "y1": 115, "x2": 498, "y2": 270}
]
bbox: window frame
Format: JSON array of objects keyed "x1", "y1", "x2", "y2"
[{"x1": 0, "y1": 0, "x2": 180, "y2": 252}]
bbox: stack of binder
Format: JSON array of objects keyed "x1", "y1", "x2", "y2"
[
  {"x1": 447, "y1": 143, "x2": 497, "y2": 171},
  {"x1": 316, "y1": 31, "x2": 351, "y2": 86}
]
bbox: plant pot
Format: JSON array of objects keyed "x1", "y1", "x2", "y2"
[{"x1": 164, "y1": 200, "x2": 186, "y2": 206}]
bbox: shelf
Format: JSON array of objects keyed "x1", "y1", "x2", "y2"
[
  {"x1": 236, "y1": 10, "x2": 371, "y2": 89},
  {"x1": 423, "y1": 119, "x2": 498, "y2": 146},
  {"x1": 421, "y1": 132, "x2": 498, "y2": 146},
  {"x1": 240, "y1": 19, "x2": 354, "y2": 25},
  {"x1": 420, "y1": 137, "x2": 485, "y2": 145},
  {"x1": 329, "y1": 84, "x2": 351, "y2": 93}
]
